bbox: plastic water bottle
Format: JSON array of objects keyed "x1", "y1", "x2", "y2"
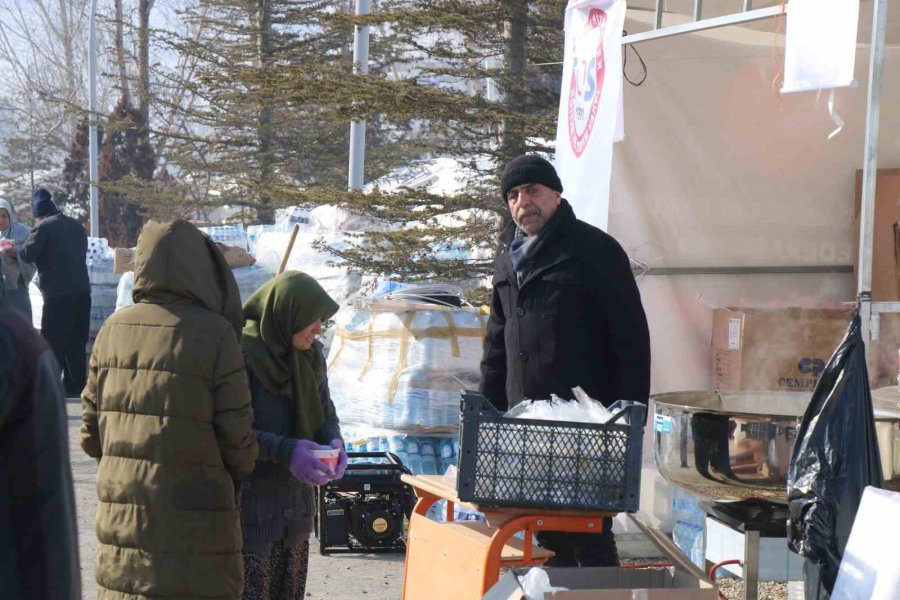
[
  {"x1": 381, "y1": 399, "x2": 397, "y2": 429},
  {"x1": 404, "y1": 438, "x2": 423, "y2": 474},
  {"x1": 387, "y1": 436, "x2": 409, "y2": 469},
  {"x1": 401, "y1": 396, "x2": 419, "y2": 429},
  {"x1": 439, "y1": 438, "x2": 455, "y2": 474},
  {"x1": 420, "y1": 439, "x2": 438, "y2": 475},
  {"x1": 418, "y1": 395, "x2": 437, "y2": 429},
  {"x1": 426, "y1": 499, "x2": 446, "y2": 522}
]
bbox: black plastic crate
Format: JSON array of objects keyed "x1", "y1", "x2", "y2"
[{"x1": 456, "y1": 391, "x2": 646, "y2": 512}]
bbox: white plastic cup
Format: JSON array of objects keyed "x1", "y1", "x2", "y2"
[{"x1": 311, "y1": 447, "x2": 340, "y2": 472}]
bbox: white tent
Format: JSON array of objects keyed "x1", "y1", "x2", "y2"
[
  {"x1": 590, "y1": 1, "x2": 900, "y2": 535},
  {"x1": 609, "y1": 0, "x2": 900, "y2": 394}
]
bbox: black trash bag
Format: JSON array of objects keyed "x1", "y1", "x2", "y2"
[{"x1": 787, "y1": 314, "x2": 884, "y2": 599}]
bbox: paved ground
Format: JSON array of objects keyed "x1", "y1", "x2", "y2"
[{"x1": 67, "y1": 399, "x2": 405, "y2": 599}]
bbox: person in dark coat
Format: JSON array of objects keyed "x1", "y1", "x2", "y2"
[
  {"x1": 18, "y1": 189, "x2": 91, "y2": 395},
  {"x1": 479, "y1": 154, "x2": 651, "y2": 567},
  {"x1": 0, "y1": 308, "x2": 81, "y2": 600},
  {"x1": 240, "y1": 271, "x2": 347, "y2": 600}
]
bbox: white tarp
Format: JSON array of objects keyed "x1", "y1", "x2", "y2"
[
  {"x1": 554, "y1": 0, "x2": 626, "y2": 231},
  {"x1": 781, "y1": 0, "x2": 860, "y2": 93}
]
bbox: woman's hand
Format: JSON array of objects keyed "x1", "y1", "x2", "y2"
[{"x1": 288, "y1": 439, "x2": 333, "y2": 486}]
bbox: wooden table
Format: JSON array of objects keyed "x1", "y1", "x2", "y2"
[{"x1": 400, "y1": 474, "x2": 617, "y2": 600}]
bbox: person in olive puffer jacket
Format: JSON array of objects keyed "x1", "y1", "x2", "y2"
[{"x1": 81, "y1": 220, "x2": 258, "y2": 600}]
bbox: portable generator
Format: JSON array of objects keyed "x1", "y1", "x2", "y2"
[{"x1": 316, "y1": 452, "x2": 414, "y2": 554}]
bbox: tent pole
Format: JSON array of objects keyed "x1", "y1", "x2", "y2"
[{"x1": 858, "y1": 0, "x2": 890, "y2": 351}]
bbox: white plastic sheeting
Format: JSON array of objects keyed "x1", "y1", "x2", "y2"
[
  {"x1": 327, "y1": 302, "x2": 486, "y2": 434},
  {"x1": 114, "y1": 264, "x2": 275, "y2": 312},
  {"x1": 251, "y1": 205, "x2": 380, "y2": 310}
]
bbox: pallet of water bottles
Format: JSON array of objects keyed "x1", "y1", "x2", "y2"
[
  {"x1": 346, "y1": 434, "x2": 458, "y2": 476},
  {"x1": 344, "y1": 432, "x2": 484, "y2": 523}
]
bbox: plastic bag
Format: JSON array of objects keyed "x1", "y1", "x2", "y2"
[
  {"x1": 506, "y1": 386, "x2": 615, "y2": 424},
  {"x1": 115, "y1": 272, "x2": 135, "y2": 311},
  {"x1": 517, "y1": 567, "x2": 568, "y2": 600},
  {"x1": 787, "y1": 314, "x2": 884, "y2": 599}
]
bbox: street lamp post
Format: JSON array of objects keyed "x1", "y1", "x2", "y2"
[{"x1": 88, "y1": 0, "x2": 100, "y2": 238}]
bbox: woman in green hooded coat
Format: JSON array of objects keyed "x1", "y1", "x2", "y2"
[{"x1": 240, "y1": 270, "x2": 347, "y2": 600}]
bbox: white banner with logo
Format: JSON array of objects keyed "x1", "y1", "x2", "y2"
[
  {"x1": 781, "y1": 0, "x2": 860, "y2": 94},
  {"x1": 554, "y1": 0, "x2": 626, "y2": 232}
]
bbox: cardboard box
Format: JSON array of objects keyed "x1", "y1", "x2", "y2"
[
  {"x1": 113, "y1": 247, "x2": 135, "y2": 274},
  {"x1": 482, "y1": 567, "x2": 718, "y2": 600},
  {"x1": 712, "y1": 308, "x2": 853, "y2": 392},
  {"x1": 216, "y1": 242, "x2": 256, "y2": 268},
  {"x1": 854, "y1": 168, "x2": 900, "y2": 301}
]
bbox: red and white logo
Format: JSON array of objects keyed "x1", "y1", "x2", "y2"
[{"x1": 567, "y1": 9, "x2": 608, "y2": 158}]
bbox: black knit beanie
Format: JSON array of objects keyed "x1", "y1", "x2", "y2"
[
  {"x1": 500, "y1": 155, "x2": 563, "y2": 203},
  {"x1": 32, "y1": 188, "x2": 58, "y2": 219}
]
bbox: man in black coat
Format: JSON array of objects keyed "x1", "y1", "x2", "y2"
[
  {"x1": 479, "y1": 154, "x2": 651, "y2": 567},
  {"x1": 0, "y1": 308, "x2": 81, "y2": 599},
  {"x1": 18, "y1": 189, "x2": 91, "y2": 395}
]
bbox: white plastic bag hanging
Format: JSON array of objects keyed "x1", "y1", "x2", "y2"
[
  {"x1": 781, "y1": 0, "x2": 860, "y2": 94},
  {"x1": 518, "y1": 567, "x2": 569, "y2": 600}
]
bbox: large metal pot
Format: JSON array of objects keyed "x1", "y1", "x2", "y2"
[{"x1": 652, "y1": 390, "x2": 900, "y2": 502}]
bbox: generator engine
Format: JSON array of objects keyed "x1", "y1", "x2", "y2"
[{"x1": 317, "y1": 452, "x2": 414, "y2": 554}]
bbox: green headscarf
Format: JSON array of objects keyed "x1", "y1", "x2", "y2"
[{"x1": 242, "y1": 271, "x2": 339, "y2": 441}]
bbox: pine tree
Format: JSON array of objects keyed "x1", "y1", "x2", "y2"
[
  {"x1": 59, "y1": 117, "x2": 95, "y2": 220},
  {"x1": 98, "y1": 96, "x2": 156, "y2": 247},
  {"x1": 149, "y1": 0, "x2": 567, "y2": 281},
  {"x1": 299, "y1": 0, "x2": 567, "y2": 280}
]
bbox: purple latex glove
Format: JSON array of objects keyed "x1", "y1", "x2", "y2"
[
  {"x1": 289, "y1": 439, "x2": 333, "y2": 486},
  {"x1": 329, "y1": 438, "x2": 348, "y2": 480}
]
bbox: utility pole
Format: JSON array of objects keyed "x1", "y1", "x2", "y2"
[
  {"x1": 347, "y1": 0, "x2": 371, "y2": 190},
  {"x1": 88, "y1": 0, "x2": 100, "y2": 237}
]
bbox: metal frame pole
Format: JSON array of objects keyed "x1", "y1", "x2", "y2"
[
  {"x1": 622, "y1": 6, "x2": 786, "y2": 45},
  {"x1": 88, "y1": 0, "x2": 100, "y2": 238},
  {"x1": 742, "y1": 530, "x2": 760, "y2": 600},
  {"x1": 348, "y1": 0, "x2": 371, "y2": 190},
  {"x1": 858, "y1": 0, "x2": 890, "y2": 347}
]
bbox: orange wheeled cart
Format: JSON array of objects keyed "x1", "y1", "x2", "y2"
[{"x1": 400, "y1": 474, "x2": 616, "y2": 600}]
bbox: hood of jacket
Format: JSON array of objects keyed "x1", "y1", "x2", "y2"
[
  {"x1": 132, "y1": 219, "x2": 244, "y2": 337},
  {"x1": 0, "y1": 198, "x2": 31, "y2": 246}
]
